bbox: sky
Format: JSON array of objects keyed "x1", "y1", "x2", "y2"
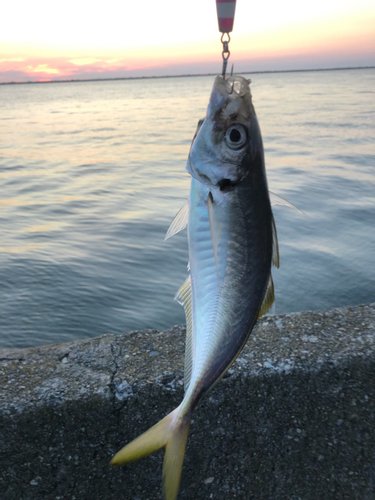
[{"x1": 0, "y1": 0, "x2": 374, "y2": 83}]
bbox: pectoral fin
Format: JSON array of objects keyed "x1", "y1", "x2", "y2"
[
  {"x1": 269, "y1": 191, "x2": 303, "y2": 214},
  {"x1": 165, "y1": 201, "x2": 189, "y2": 241}
]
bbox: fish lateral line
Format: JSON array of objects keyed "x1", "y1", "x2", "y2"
[{"x1": 207, "y1": 191, "x2": 222, "y2": 292}]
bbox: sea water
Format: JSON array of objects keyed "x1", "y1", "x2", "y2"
[{"x1": 0, "y1": 68, "x2": 374, "y2": 348}]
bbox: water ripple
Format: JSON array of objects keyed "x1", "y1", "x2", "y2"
[{"x1": 0, "y1": 68, "x2": 374, "y2": 348}]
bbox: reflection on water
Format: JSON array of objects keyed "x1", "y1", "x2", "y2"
[{"x1": 0, "y1": 69, "x2": 374, "y2": 348}]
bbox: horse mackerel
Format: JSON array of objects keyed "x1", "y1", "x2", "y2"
[{"x1": 111, "y1": 74, "x2": 278, "y2": 500}]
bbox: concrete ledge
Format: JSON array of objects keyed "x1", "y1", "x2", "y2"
[{"x1": 1, "y1": 303, "x2": 375, "y2": 499}]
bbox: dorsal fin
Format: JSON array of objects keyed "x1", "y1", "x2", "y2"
[
  {"x1": 207, "y1": 192, "x2": 221, "y2": 289},
  {"x1": 272, "y1": 215, "x2": 280, "y2": 268},
  {"x1": 164, "y1": 201, "x2": 189, "y2": 241},
  {"x1": 175, "y1": 276, "x2": 194, "y2": 391},
  {"x1": 257, "y1": 274, "x2": 275, "y2": 320}
]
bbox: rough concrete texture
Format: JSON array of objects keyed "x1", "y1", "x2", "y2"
[{"x1": 1, "y1": 303, "x2": 375, "y2": 500}]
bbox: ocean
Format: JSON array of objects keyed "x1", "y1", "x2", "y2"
[{"x1": 0, "y1": 68, "x2": 374, "y2": 349}]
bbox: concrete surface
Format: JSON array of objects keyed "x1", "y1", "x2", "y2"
[{"x1": 1, "y1": 303, "x2": 375, "y2": 499}]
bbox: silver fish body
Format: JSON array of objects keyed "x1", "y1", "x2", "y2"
[
  {"x1": 185, "y1": 178, "x2": 272, "y2": 404},
  {"x1": 111, "y1": 74, "x2": 277, "y2": 500}
]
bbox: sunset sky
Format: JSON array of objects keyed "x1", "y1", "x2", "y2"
[{"x1": 1, "y1": 0, "x2": 374, "y2": 83}]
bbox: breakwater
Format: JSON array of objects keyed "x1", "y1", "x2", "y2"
[{"x1": 1, "y1": 303, "x2": 375, "y2": 499}]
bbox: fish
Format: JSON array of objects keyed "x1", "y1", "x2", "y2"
[{"x1": 110, "y1": 74, "x2": 280, "y2": 499}]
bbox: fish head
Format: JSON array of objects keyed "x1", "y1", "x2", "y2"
[{"x1": 187, "y1": 75, "x2": 263, "y2": 191}]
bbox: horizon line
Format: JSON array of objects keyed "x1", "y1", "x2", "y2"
[{"x1": 1, "y1": 65, "x2": 374, "y2": 86}]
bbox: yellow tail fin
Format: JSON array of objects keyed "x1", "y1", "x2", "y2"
[
  {"x1": 163, "y1": 413, "x2": 191, "y2": 500},
  {"x1": 110, "y1": 407, "x2": 191, "y2": 500}
]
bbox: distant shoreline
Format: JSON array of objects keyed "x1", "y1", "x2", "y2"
[{"x1": 1, "y1": 65, "x2": 374, "y2": 86}]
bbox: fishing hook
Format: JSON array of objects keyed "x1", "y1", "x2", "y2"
[{"x1": 221, "y1": 33, "x2": 231, "y2": 79}]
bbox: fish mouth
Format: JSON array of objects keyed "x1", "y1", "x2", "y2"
[
  {"x1": 215, "y1": 75, "x2": 250, "y2": 97},
  {"x1": 208, "y1": 75, "x2": 254, "y2": 119}
]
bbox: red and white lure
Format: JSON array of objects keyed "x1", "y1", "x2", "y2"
[
  {"x1": 215, "y1": 0, "x2": 237, "y2": 77},
  {"x1": 215, "y1": 0, "x2": 237, "y2": 33}
]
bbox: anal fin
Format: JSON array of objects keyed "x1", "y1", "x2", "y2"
[
  {"x1": 257, "y1": 275, "x2": 275, "y2": 320},
  {"x1": 272, "y1": 215, "x2": 280, "y2": 268}
]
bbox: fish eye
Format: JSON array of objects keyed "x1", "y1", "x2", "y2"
[{"x1": 225, "y1": 124, "x2": 247, "y2": 150}]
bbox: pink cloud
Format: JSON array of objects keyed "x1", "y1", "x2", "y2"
[
  {"x1": 0, "y1": 45, "x2": 374, "y2": 84},
  {"x1": 0, "y1": 55, "x2": 166, "y2": 83}
]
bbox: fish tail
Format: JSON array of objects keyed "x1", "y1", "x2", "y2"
[
  {"x1": 110, "y1": 406, "x2": 191, "y2": 500},
  {"x1": 162, "y1": 411, "x2": 191, "y2": 500}
]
